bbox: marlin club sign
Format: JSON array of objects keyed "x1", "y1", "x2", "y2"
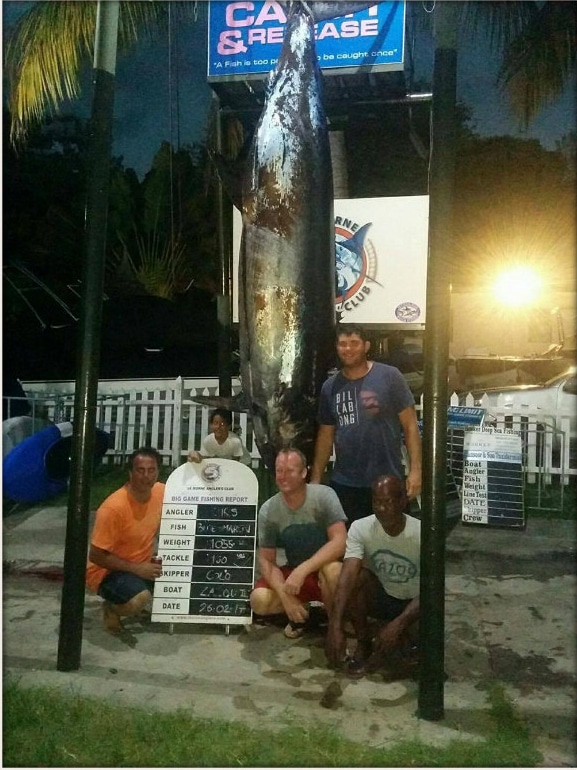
[{"x1": 232, "y1": 196, "x2": 429, "y2": 326}]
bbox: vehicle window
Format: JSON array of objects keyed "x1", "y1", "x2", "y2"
[{"x1": 562, "y1": 376, "x2": 577, "y2": 396}]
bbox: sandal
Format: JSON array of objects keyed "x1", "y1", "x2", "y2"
[
  {"x1": 344, "y1": 638, "x2": 373, "y2": 679},
  {"x1": 284, "y1": 620, "x2": 307, "y2": 639},
  {"x1": 345, "y1": 656, "x2": 369, "y2": 679}
]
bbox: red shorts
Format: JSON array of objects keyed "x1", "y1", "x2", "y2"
[{"x1": 253, "y1": 566, "x2": 322, "y2": 604}]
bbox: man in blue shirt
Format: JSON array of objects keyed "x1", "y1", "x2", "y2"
[{"x1": 310, "y1": 324, "x2": 422, "y2": 526}]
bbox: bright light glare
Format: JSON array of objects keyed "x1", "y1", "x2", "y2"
[{"x1": 492, "y1": 266, "x2": 542, "y2": 307}]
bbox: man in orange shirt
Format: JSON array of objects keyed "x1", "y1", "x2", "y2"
[{"x1": 86, "y1": 447, "x2": 165, "y2": 634}]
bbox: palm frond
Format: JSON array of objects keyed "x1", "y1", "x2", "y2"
[
  {"x1": 4, "y1": 1, "x2": 196, "y2": 147},
  {"x1": 117, "y1": 229, "x2": 192, "y2": 301},
  {"x1": 459, "y1": 1, "x2": 538, "y2": 52},
  {"x1": 5, "y1": 2, "x2": 97, "y2": 145},
  {"x1": 497, "y1": 2, "x2": 577, "y2": 125},
  {"x1": 459, "y1": 1, "x2": 575, "y2": 126}
]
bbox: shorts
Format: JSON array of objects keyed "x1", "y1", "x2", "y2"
[
  {"x1": 369, "y1": 575, "x2": 413, "y2": 622},
  {"x1": 97, "y1": 571, "x2": 154, "y2": 605},
  {"x1": 253, "y1": 566, "x2": 323, "y2": 604}
]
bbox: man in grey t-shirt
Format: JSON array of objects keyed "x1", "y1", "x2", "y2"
[{"x1": 250, "y1": 449, "x2": 347, "y2": 639}]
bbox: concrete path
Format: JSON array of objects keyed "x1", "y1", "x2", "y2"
[{"x1": 3, "y1": 504, "x2": 576, "y2": 765}]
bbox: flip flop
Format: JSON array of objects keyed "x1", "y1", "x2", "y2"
[{"x1": 284, "y1": 620, "x2": 307, "y2": 639}]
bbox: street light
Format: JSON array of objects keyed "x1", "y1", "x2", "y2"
[{"x1": 492, "y1": 266, "x2": 542, "y2": 308}]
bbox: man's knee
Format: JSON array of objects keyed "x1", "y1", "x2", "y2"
[
  {"x1": 115, "y1": 589, "x2": 151, "y2": 618},
  {"x1": 250, "y1": 586, "x2": 279, "y2": 615},
  {"x1": 318, "y1": 561, "x2": 342, "y2": 589}
]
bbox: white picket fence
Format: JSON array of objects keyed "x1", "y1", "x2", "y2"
[{"x1": 14, "y1": 376, "x2": 576, "y2": 484}]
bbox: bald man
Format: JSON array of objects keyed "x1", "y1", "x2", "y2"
[{"x1": 326, "y1": 474, "x2": 420, "y2": 678}]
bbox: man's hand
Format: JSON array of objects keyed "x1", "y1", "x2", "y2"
[
  {"x1": 187, "y1": 450, "x2": 202, "y2": 463},
  {"x1": 406, "y1": 468, "x2": 421, "y2": 500},
  {"x1": 282, "y1": 596, "x2": 309, "y2": 624},
  {"x1": 133, "y1": 561, "x2": 162, "y2": 581},
  {"x1": 282, "y1": 565, "x2": 307, "y2": 596},
  {"x1": 326, "y1": 623, "x2": 347, "y2": 668},
  {"x1": 373, "y1": 618, "x2": 404, "y2": 655}
]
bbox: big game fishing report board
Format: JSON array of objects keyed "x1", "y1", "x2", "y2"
[{"x1": 151, "y1": 460, "x2": 258, "y2": 626}]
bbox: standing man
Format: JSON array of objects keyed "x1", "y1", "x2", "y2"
[
  {"x1": 250, "y1": 448, "x2": 347, "y2": 638},
  {"x1": 310, "y1": 324, "x2": 422, "y2": 525},
  {"x1": 326, "y1": 474, "x2": 420, "y2": 678},
  {"x1": 86, "y1": 447, "x2": 165, "y2": 634}
]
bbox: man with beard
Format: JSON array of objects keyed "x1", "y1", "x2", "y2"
[{"x1": 310, "y1": 324, "x2": 422, "y2": 526}]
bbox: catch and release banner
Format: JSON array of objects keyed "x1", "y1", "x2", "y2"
[
  {"x1": 207, "y1": 1, "x2": 406, "y2": 79},
  {"x1": 232, "y1": 196, "x2": 429, "y2": 326}
]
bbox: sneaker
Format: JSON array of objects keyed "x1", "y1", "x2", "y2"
[{"x1": 102, "y1": 601, "x2": 123, "y2": 635}]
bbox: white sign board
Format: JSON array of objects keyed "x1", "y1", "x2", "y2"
[
  {"x1": 232, "y1": 196, "x2": 429, "y2": 326},
  {"x1": 461, "y1": 428, "x2": 524, "y2": 528},
  {"x1": 151, "y1": 460, "x2": 259, "y2": 625}
]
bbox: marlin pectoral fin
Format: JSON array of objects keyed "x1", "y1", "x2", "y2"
[{"x1": 190, "y1": 392, "x2": 250, "y2": 413}]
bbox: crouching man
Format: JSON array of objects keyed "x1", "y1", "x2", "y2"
[
  {"x1": 250, "y1": 448, "x2": 347, "y2": 638},
  {"x1": 86, "y1": 447, "x2": 165, "y2": 634},
  {"x1": 326, "y1": 474, "x2": 420, "y2": 677}
]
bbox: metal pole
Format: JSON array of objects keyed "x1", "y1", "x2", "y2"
[
  {"x1": 418, "y1": 1, "x2": 458, "y2": 720},
  {"x1": 215, "y1": 96, "x2": 232, "y2": 397},
  {"x1": 57, "y1": 1, "x2": 119, "y2": 672}
]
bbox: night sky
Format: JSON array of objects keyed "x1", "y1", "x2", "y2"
[{"x1": 3, "y1": 1, "x2": 576, "y2": 178}]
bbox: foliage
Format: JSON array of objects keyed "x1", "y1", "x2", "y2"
[
  {"x1": 3, "y1": 115, "x2": 220, "y2": 310},
  {"x1": 2, "y1": 681, "x2": 541, "y2": 767},
  {"x1": 106, "y1": 142, "x2": 220, "y2": 298},
  {"x1": 410, "y1": 1, "x2": 576, "y2": 127},
  {"x1": 4, "y1": 1, "x2": 195, "y2": 145},
  {"x1": 495, "y1": 2, "x2": 577, "y2": 125}
]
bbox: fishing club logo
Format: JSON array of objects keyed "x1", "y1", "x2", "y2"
[
  {"x1": 334, "y1": 218, "x2": 378, "y2": 320},
  {"x1": 201, "y1": 463, "x2": 222, "y2": 483}
]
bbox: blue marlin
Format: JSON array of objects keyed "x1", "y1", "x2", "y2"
[{"x1": 201, "y1": 2, "x2": 383, "y2": 470}]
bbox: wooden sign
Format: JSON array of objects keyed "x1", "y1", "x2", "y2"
[
  {"x1": 151, "y1": 459, "x2": 258, "y2": 626},
  {"x1": 461, "y1": 427, "x2": 525, "y2": 529}
]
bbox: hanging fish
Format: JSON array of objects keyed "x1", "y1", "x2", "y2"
[{"x1": 199, "y1": 2, "x2": 385, "y2": 470}]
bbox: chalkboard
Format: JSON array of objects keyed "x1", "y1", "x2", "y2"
[
  {"x1": 461, "y1": 427, "x2": 525, "y2": 529},
  {"x1": 151, "y1": 459, "x2": 258, "y2": 625}
]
